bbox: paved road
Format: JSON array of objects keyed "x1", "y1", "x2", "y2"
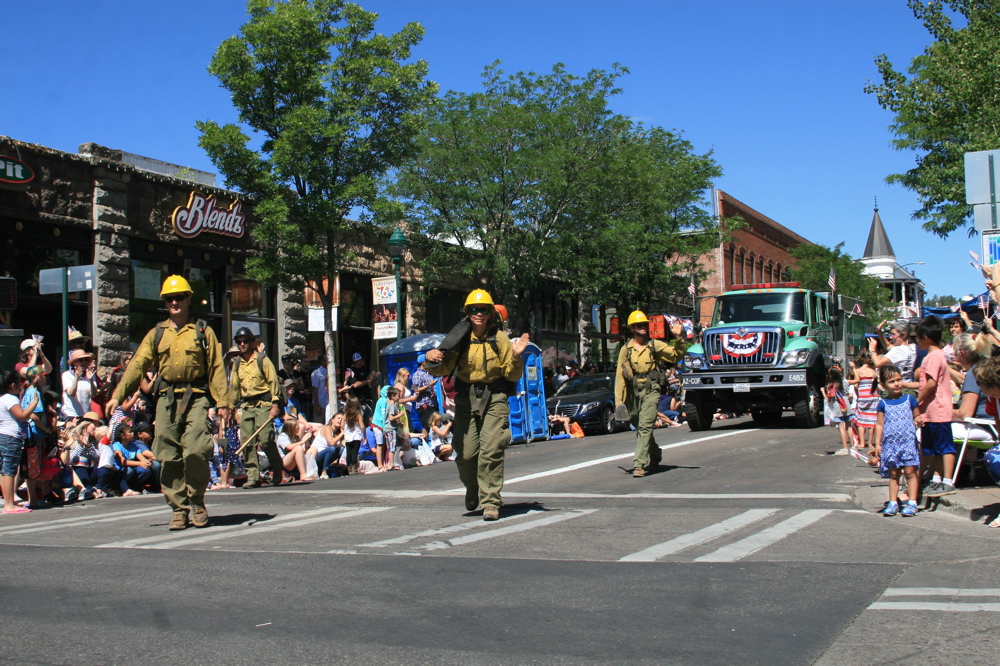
[{"x1": 3, "y1": 416, "x2": 1000, "y2": 664}]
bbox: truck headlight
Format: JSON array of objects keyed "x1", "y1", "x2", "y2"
[
  {"x1": 780, "y1": 349, "x2": 811, "y2": 367},
  {"x1": 684, "y1": 353, "x2": 705, "y2": 369}
]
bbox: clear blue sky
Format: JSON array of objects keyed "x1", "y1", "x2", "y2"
[{"x1": 1, "y1": 0, "x2": 981, "y2": 302}]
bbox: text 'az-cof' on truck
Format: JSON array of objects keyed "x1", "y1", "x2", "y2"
[{"x1": 680, "y1": 282, "x2": 866, "y2": 431}]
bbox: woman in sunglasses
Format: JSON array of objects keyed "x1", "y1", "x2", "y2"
[{"x1": 424, "y1": 289, "x2": 529, "y2": 521}]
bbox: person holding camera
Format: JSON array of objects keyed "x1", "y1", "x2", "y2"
[
  {"x1": 16, "y1": 338, "x2": 52, "y2": 383},
  {"x1": 873, "y1": 319, "x2": 918, "y2": 394}
]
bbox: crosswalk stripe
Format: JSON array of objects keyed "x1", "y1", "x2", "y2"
[
  {"x1": 883, "y1": 588, "x2": 1000, "y2": 597},
  {"x1": 96, "y1": 506, "x2": 377, "y2": 549},
  {"x1": 401, "y1": 509, "x2": 597, "y2": 554},
  {"x1": 869, "y1": 602, "x2": 1000, "y2": 612},
  {"x1": 618, "y1": 509, "x2": 779, "y2": 562},
  {"x1": 357, "y1": 510, "x2": 544, "y2": 548},
  {"x1": 694, "y1": 509, "x2": 833, "y2": 562},
  {"x1": 148, "y1": 507, "x2": 391, "y2": 549},
  {"x1": 0, "y1": 507, "x2": 167, "y2": 536}
]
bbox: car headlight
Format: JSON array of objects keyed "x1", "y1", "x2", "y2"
[
  {"x1": 581, "y1": 401, "x2": 600, "y2": 413},
  {"x1": 780, "y1": 349, "x2": 811, "y2": 367},
  {"x1": 685, "y1": 353, "x2": 705, "y2": 369}
]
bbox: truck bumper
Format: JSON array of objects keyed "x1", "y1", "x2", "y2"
[{"x1": 681, "y1": 369, "x2": 810, "y2": 409}]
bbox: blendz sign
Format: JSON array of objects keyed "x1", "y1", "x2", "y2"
[
  {"x1": 0, "y1": 155, "x2": 34, "y2": 186},
  {"x1": 171, "y1": 191, "x2": 246, "y2": 239}
]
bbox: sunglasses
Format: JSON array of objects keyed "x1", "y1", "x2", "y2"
[
  {"x1": 236, "y1": 339, "x2": 253, "y2": 346},
  {"x1": 467, "y1": 306, "x2": 492, "y2": 315},
  {"x1": 163, "y1": 294, "x2": 189, "y2": 304}
]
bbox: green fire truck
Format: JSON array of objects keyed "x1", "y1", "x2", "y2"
[{"x1": 681, "y1": 282, "x2": 866, "y2": 431}]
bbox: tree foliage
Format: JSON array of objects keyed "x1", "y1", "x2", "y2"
[
  {"x1": 865, "y1": 0, "x2": 1000, "y2": 237},
  {"x1": 393, "y1": 62, "x2": 720, "y2": 333},
  {"x1": 788, "y1": 242, "x2": 896, "y2": 324},
  {"x1": 197, "y1": 0, "x2": 436, "y2": 299}
]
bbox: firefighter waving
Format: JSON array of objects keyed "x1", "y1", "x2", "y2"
[{"x1": 614, "y1": 311, "x2": 686, "y2": 477}]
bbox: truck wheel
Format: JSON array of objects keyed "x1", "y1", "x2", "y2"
[
  {"x1": 751, "y1": 409, "x2": 782, "y2": 426},
  {"x1": 793, "y1": 383, "x2": 823, "y2": 428},
  {"x1": 684, "y1": 399, "x2": 713, "y2": 431}
]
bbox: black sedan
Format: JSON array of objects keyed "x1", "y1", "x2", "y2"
[{"x1": 547, "y1": 372, "x2": 622, "y2": 435}]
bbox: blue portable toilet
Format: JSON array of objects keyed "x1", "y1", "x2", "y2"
[
  {"x1": 510, "y1": 342, "x2": 548, "y2": 444},
  {"x1": 378, "y1": 334, "x2": 446, "y2": 415}
]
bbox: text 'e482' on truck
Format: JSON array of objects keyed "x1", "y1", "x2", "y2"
[{"x1": 681, "y1": 282, "x2": 865, "y2": 431}]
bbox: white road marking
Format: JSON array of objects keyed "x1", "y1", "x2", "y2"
[
  {"x1": 96, "y1": 506, "x2": 385, "y2": 549},
  {"x1": 496, "y1": 431, "x2": 757, "y2": 488},
  {"x1": 0, "y1": 507, "x2": 167, "y2": 536},
  {"x1": 357, "y1": 510, "x2": 544, "y2": 548},
  {"x1": 694, "y1": 509, "x2": 834, "y2": 562},
  {"x1": 404, "y1": 509, "x2": 597, "y2": 554},
  {"x1": 292, "y1": 489, "x2": 852, "y2": 501},
  {"x1": 618, "y1": 509, "x2": 779, "y2": 562},
  {"x1": 882, "y1": 587, "x2": 1000, "y2": 597},
  {"x1": 869, "y1": 602, "x2": 1000, "y2": 612},
  {"x1": 143, "y1": 507, "x2": 391, "y2": 550}
]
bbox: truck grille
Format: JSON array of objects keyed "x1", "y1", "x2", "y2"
[{"x1": 703, "y1": 328, "x2": 783, "y2": 367}]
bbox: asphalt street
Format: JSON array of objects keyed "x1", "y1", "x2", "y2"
[{"x1": 3, "y1": 416, "x2": 1000, "y2": 664}]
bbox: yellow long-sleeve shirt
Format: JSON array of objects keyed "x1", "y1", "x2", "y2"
[
  {"x1": 228, "y1": 351, "x2": 281, "y2": 406},
  {"x1": 614, "y1": 337, "x2": 687, "y2": 405},
  {"x1": 112, "y1": 319, "x2": 230, "y2": 409},
  {"x1": 428, "y1": 329, "x2": 523, "y2": 385}
]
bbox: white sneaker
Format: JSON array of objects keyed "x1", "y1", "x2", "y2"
[
  {"x1": 320, "y1": 472, "x2": 329, "y2": 480},
  {"x1": 833, "y1": 448, "x2": 849, "y2": 455}
]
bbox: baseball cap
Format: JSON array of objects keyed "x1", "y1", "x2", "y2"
[
  {"x1": 20, "y1": 339, "x2": 35, "y2": 351},
  {"x1": 352, "y1": 352, "x2": 363, "y2": 362},
  {"x1": 417, "y1": 353, "x2": 426, "y2": 364},
  {"x1": 282, "y1": 378, "x2": 295, "y2": 389},
  {"x1": 281, "y1": 354, "x2": 292, "y2": 363}
]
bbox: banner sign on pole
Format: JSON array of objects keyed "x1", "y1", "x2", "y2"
[{"x1": 372, "y1": 276, "x2": 398, "y2": 340}]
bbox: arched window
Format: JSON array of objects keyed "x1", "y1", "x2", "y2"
[
  {"x1": 766, "y1": 260, "x2": 774, "y2": 283},
  {"x1": 746, "y1": 252, "x2": 755, "y2": 285},
  {"x1": 729, "y1": 245, "x2": 738, "y2": 286}
]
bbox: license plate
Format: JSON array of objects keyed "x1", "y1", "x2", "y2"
[{"x1": 733, "y1": 383, "x2": 750, "y2": 392}]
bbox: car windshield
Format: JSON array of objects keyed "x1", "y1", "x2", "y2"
[
  {"x1": 713, "y1": 292, "x2": 805, "y2": 325},
  {"x1": 554, "y1": 375, "x2": 612, "y2": 396}
]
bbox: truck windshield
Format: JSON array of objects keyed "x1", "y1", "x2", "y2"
[{"x1": 713, "y1": 292, "x2": 806, "y2": 325}]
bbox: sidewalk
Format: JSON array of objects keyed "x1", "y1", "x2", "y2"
[{"x1": 847, "y1": 453, "x2": 1000, "y2": 522}]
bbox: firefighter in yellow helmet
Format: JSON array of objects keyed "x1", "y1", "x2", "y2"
[
  {"x1": 614, "y1": 310, "x2": 686, "y2": 477},
  {"x1": 424, "y1": 289, "x2": 530, "y2": 521},
  {"x1": 106, "y1": 275, "x2": 230, "y2": 530}
]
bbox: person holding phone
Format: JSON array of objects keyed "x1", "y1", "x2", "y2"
[{"x1": 411, "y1": 353, "x2": 440, "y2": 432}]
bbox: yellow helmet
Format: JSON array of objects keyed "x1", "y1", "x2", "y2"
[
  {"x1": 464, "y1": 289, "x2": 494, "y2": 309},
  {"x1": 160, "y1": 275, "x2": 193, "y2": 297},
  {"x1": 627, "y1": 310, "x2": 649, "y2": 326}
]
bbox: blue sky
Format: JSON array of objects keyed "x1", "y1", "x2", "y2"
[{"x1": 1, "y1": 0, "x2": 982, "y2": 302}]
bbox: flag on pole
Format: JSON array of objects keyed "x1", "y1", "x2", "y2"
[
  {"x1": 688, "y1": 279, "x2": 696, "y2": 297},
  {"x1": 828, "y1": 267, "x2": 836, "y2": 291},
  {"x1": 851, "y1": 302, "x2": 863, "y2": 316}
]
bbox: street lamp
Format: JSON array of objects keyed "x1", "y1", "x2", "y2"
[{"x1": 387, "y1": 228, "x2": 409, "y2": 339}]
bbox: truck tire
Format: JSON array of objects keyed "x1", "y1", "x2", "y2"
[
  {"x1": 751, "y1": 409, "x2": 782, "y2": 426},
  {"x1": 684, "y1": 398, "x2": 713, "y2": 432},
  {"x1": 793, "y1": 383, "x2": 823, "y2": 428}
]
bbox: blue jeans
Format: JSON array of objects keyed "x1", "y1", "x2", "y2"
[
  {"x1": 0, "y1": 434, "x2": 24, "y2": 477},
  {"x1": 316, "y1": 446, "x2": 344, "y2": 475}
]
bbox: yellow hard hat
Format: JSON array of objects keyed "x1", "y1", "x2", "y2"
[
  {"x1": 160, "y1": 275, "x2": 193, "y2": 297},
  {"x1": 627, "y1": 310, "x2": 649, "y2": 326},
  {"x1": 465, "y1": 289, "x2": 494, "y2": 309}
]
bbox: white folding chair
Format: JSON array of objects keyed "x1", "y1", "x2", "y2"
[{"x1": 956, "y1": 417, "x2": 999, "y2": 484}]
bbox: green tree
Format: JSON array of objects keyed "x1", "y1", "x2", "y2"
[
  {"x1": 865, "y1": 0, "x2": 1000, "y2": 237},
  {"x1": 394, "y1": 62, "x2": 721, "y2": 333},
  {"x1": 788, "y1": 243, "x2": 895, "y2": 324},
  {"x1": 196, "y1": 0, "x2": 436, "y2": 401}
]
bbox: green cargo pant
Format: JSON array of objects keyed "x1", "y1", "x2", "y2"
[
  {"x1": 453, "y1": 391, "x2": 510, "y2": 508},
  {"x1": 627, "y1": 384, "x2": 661, "y2": 470},
  {"x1": 240, "y1": 402, "x2": 282, "y2": 484},
  {"x1": 153, "y1": 393, "x2": 212, "y2": 515}
]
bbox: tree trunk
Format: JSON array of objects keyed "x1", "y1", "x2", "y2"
[{"x1": 323, "y1": 296, "x2": 338, "y2": 423}]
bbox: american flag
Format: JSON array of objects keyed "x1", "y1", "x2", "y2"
[
  {"x1": 828, "y1": 267, "x2": 836, "y2": 291},
  {"x1": 851, "y1": 302, "x2": 863, "y2": 316},
  {"x1": 688, "y1": 279, "x2": 696, "y2": 297}
]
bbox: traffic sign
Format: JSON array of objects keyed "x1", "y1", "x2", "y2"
[
  {"x1": 965, "y1": 149, "x2": 1000, "y2": 206},
  {"x1": 38, "y1": 265, "x2": 96, "y2": 295}
]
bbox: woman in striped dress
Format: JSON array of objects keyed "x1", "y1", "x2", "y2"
[{"x1": 849, "y1": 351, "x2": 879, "y2": 450}]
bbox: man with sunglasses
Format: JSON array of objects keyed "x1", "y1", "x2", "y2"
[
  {"x1": 424, "y1": 289, "x2": 530, "y2": 521},
  {"x1": 107, "y1": 275, "x2": 229, "y2": 531},
  {"x1": 614, "y1": 311, "x2": 687, "y2": 477},
  {"x1": 229, "y1": 327, "x2": 284, "y2": 489}
]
